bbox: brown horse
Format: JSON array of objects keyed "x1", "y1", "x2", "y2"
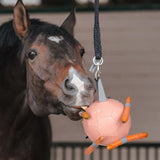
[{"x1": 0, "y1": 0, "x2": 95, "y2": 159}]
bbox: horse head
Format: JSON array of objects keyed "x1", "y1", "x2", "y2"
[{"x1": 13, "y1": 0, "x2": 95, "y2": 120}]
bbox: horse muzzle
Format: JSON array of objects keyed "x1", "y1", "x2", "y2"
[{"x1": 58, "y1": 67, "x2": 95, "y2": 120}]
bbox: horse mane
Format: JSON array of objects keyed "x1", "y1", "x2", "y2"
[{"x1": 0, "y1": 20, "x2": 20, "y2": 69}]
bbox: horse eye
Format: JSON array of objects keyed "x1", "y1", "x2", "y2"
[
  {"x1": 80, "y1": 48, "x2": 85, "y2": 57},
  {"x1": 28, "y1": 50, "x2": 38, "y2": 60}
]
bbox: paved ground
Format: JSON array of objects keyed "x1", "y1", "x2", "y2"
[{"x1": 0, "y1": 11, "x2": 160, "y2": 143}]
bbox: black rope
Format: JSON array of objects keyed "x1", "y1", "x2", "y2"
[{"x1": 94, "y1": 0, "x2": 102, "y2": 60}]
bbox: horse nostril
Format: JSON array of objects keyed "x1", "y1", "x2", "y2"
[{"x1": 64, "y1": 79, "x2": 74, "y2": 91}]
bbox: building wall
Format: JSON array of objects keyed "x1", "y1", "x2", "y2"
[{"x1": 0, "y1": 11, "x2": 160, "y2": 143}]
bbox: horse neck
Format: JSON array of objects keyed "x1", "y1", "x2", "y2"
[
  {"x1": 0, "y1": 50, "x2": 29, "y2": 139},
  {"x1": 0, "y1": 52, "x2": 26, "y2": 111},
  {"x1": 0, "y1": 91, "x2": 36, "y2": 154}
]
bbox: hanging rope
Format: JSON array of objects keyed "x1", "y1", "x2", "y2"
[
  {"x1": 94, "y1": 0, "x2": 102, "y2": 60},
  {"x1": 89, "y1": 0, "x2": 107, "y2": 102}
]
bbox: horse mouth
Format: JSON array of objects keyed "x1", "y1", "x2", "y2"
[{"x1": 60, "y1": 103, "x2": 88, "y2": 120}]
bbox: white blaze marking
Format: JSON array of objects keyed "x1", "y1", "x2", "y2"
[
  {"x1": 48, "y1": 36, "x2": 64, "y2": 43},
  {"x1": 69, "y1": 67, "x2": 85, "y2": 106},
  {"x1": 71, "y1": 74, "x2": 85, "y2": 92}
]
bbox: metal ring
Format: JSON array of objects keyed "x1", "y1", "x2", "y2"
[{"x1": 93, "y1": 57, "x2": 103, "y2": 66}]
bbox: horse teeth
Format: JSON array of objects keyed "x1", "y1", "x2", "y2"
[{"x1": 81, "y1": 106, "x2": 88, "y2": 111}]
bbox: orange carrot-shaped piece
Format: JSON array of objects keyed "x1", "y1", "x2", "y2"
[
  {"x1": 107, "y1": 139, "x2": 122, "y2": 150},
  {"x1": 107, "y1": 132, "x2": 148, "y2": 150},
  {"x1": 85, "y1": 136, "x2": 104, "y2": 155},
  {"x1": 126, "y1": 132, "x2": 148, "y2": 142},
  {"x1": 122, "y1": 97, "x2": 131, "y2": 123},
  {"x1": 79, "y1": 111, "x2": 90, "y2": 119}
]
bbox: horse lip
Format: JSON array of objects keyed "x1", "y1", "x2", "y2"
[
  {"x1": 61, "y1": 103, "x2": 83, "y2": 111},
  {"x1": 60, "y1": 102, "x2": 87, "y2": 120},
  {"x1": 61, "y1": 103, "x2": 89, "y2": 111}
]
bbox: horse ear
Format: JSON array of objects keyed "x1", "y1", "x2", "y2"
[
  {"x1": 13, "y1": 0, "x2": 30, "y2": 40},
  {"x1": 61, "y1": 8, "x2": 76, "y2": 36}
]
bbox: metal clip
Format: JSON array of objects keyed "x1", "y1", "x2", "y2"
[
  {"x1": 95, "y1": 66, "x2": 101, "y2": 80},
  {"x1": 92, "y1": 57, "x2": 103, "y2": 80}
]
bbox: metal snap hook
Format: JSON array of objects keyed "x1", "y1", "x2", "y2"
[
  {"x1": 92, "y1": 57, "x2": 103, "y2": 80},
  {"x1": 89, "y1": 57, "x2": 104, "y2": 80}
]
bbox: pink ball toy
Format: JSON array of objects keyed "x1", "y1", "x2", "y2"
[
  {"x1": 83, "y1": 99, "x2": 131, "y2": 146},
  {"x1": 80, "y1": 97, "x2": 148, "y2": 155}
]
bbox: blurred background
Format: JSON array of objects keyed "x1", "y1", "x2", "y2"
[
  {"x1": 0, "y1": 0, "x2": 160, "y2": 7},
  {"x1": 0, "y1": 0, "x2": 160, "y2": 160},
  {"x1": 1, "y1": 0, "x2": 160, "y2": 10}
]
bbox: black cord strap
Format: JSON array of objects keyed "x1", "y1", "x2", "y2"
[
  {"x1": 93, "y1": 0, "x2": 107, "y2": 102},
  {"x1": 94, "y1": 0, "x2": 102, "y2": 60}
]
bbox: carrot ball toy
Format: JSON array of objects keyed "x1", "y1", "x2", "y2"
[
  {"x1": 80, "y1": 53, "x2": 148, "y2": 155},
  {"x1": 80, "y1": 97, "x2": 148, "y2": 155},
  {"x1": 80, "y1": 0, "x2": 148, "y2": 155}
]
